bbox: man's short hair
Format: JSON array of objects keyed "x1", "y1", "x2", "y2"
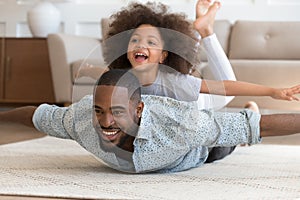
[{"x1": 95, "y1": 69, "x2": 141, "y2": 103}]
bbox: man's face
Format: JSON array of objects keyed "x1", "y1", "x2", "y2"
[{"x1": 93, "y1": 85, "x2": 143, "y2": 153}]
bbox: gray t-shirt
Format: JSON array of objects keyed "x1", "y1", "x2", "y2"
[{"x1": 141, "y1": 67, "x2": 201, "y2": 101}]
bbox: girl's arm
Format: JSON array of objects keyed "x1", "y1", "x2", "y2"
[{"x1": 200, "y1": 79, "x2": 300, "y2": 101}]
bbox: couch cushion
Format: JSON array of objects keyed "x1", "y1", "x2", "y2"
[
  {"x1": 229, "y1": 21, "x2": 300, "y2": 59},
  {"x1": 228, "y1": 59, "x2": 300, "y2": 111}
]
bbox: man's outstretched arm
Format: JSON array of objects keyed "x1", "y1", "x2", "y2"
[{"x1": 0, "y1": 106, "x2": 37, "y2": 127}]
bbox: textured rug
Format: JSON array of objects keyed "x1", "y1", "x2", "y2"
[{"x1": 0, "y1": 136, "x2": 300, "y2": 200}]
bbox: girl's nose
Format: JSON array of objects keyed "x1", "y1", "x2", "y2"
[
  {"x1": 136, "y1": 44, "x2": 146, "y2": 50},
  {"x1": 136, "y1": 40, "x2": 146, "y2": 49}
]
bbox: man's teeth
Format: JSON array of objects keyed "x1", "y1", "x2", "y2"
[{"x1": 102, "y1": 130, "x2": 118, "y2": 135}]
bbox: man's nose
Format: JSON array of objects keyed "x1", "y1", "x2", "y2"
[{"x1": 101, "y1": 113, "x2": 115, "y2": 127}]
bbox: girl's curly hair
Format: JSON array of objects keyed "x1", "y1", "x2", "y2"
[{"x1": 103, "y1": 1, "x2": 201, "y2": 74}]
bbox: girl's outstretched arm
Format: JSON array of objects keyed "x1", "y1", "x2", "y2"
[{"x1": 201, "y1": 79, "x2": 300, "y2": 101}]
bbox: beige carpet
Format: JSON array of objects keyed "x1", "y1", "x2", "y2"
[{"x1": 0, "y1": 136, "x2": 300, "y2": 200}]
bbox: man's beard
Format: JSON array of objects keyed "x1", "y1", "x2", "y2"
[{"x1": 99, "y1": 130, "x2": 135, "y2": 153}]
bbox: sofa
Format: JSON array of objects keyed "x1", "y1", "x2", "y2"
[{"x1": 47, "y1": 19, "x2": 300, "y2": 111}]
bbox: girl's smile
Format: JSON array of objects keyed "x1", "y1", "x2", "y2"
[{"x1": 127, "y1": 24, "x2": 168, "y2": 68}]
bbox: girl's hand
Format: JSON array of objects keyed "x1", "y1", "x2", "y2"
[{"x1": 271, "y1": 85, "x2": 300, "y2": 101}]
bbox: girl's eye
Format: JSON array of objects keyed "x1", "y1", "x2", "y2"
[
  {"x1": 130, "y1": 38, "x2": 138, "y2": 43},
  {"x1": 148, "y1": 40, "x2": 156, "y2": 46}
]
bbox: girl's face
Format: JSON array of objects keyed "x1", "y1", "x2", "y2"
[{"x1": 127, "y1": 24, "x2": 168, "y2": 69}]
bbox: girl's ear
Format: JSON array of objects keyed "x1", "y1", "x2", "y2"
[{"x1": 160, "y1": 51, "x2": 168, "y2": 64}]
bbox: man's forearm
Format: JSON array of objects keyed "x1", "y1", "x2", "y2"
[{"x1": 0, "y1": 106, "x2": 37, "y2": 128}]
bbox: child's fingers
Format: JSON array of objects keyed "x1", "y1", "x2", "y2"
[
  {"x1": 286, "y1": 90, "x2": 300, "y2": 101},
  {"x1": 293, "y1": 85, "x2": 300, "y2": 93},
  {"x1": 290, "y1": 95, "x2": 299, "y2": 101},
  {"x1": 287, "y1": 86, "x2": 300, "y2": 96}
]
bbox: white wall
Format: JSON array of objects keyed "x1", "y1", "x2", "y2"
[{"x1": 0, "y1": 0, "x2": 300, "y2": 38}]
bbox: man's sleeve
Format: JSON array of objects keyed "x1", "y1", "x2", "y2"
[
  {"x1": 186, "y1": 109, "x2": 262, "y2": 148},
  {"x1": 33, "y1": 104, "x2": 72, "y2": 139}
]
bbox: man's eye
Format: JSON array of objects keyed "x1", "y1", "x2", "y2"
[
  {"x1": 112, "y1": 110, "x2": 124, "y2": 116},
  {"x1": 94, "y1": 109, "x2": 103, "y2": 114}
]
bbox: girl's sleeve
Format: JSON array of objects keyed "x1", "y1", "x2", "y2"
[
  {"x1": 202, "y1": 33, "x2": 236, "y2": 81},
  {"x1": 198, "y1": 34, "x2": 236, "y2": 110}
]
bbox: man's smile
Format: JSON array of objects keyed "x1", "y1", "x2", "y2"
[{"x1": 97, "y1": 127, "x2": 121, "y2": 142}]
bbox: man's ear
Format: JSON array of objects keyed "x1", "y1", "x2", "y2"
[
  {"x1": 160, "y1": 51, "x2": 168, "y2": 64},
  {"x1": 136, "y1": 101, "x2": 144, "y2": 118}
]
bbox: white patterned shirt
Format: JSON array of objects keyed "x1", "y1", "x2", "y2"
[{"x1": 33, "y1": 95, "x2": 261, "y2": 173}]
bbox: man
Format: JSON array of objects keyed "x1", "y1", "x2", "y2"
[{"x1": 1, "y1": 69, "x2": 300, "y2": 173}]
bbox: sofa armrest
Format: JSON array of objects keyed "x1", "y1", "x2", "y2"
[{"x1": 47, "y1": 33, "x2": 103, "y2": 103}]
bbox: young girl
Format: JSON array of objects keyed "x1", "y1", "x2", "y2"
[
  {"x1": 86, "y1": 1, "x2": 298, "y2": 106},
  {"x1": 81, "y1": 0, "x2": 236, "y2": 106},
  {"x1": 102, "y1": 0, "x2": 236, "y2": 106}
]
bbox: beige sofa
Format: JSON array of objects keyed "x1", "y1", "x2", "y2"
[{"x1": 47, "y1": 20, "x2": 300, "y2": 111}]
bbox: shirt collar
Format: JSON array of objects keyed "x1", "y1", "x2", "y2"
[{"x1": 135, "y1": 122, "x2": 151, "y2": 140}]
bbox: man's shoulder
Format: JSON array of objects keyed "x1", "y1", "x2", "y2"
[
  {"x1": 72, "y1": 95, "x2": 93, "y2": 108},
  {"x1": 141, "y1": 94, "x2": 197, "y2": 107}
]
